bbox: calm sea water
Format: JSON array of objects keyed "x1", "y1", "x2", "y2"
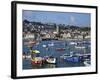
[{"x1": 23, "y1": 40, "x2": 90, "y2": 69}]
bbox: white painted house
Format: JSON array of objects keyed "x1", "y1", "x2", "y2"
[
  {"x1": 24, "y1": 33, "x2": 35, "y2": 39},
  {"x1": 63, "y1": 33, "x2": 71, "y2": 39}
]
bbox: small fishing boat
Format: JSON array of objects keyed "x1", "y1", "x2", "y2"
[
  {"x1": 64, "y1": 56, "x2": 81, "y2": 62},
  {"x1": 43, "y1": 56, "x2": 56, "y2": 64},
  {"x1": 69, "y1": 42, "x2": 77, "y2": 45},
  {"x1": 31, "y1": 57, "x2": 43, "y2": 64},
  {"x1": 30, "y1": 50, "x2": 40, "y2": 54},
  {"x1": 55, "y1": 48, "x2": 66, "y2": 51},
  {"x1": 48, "y1": 42, "x2": 54, "y2": 47},
  {"x1": 22, "y1": 55, "x2": 31, "y2": 59},
  {"x1": 30, "y1": 50, "x2": 42, "y2": 64},
  {"x1": 60, "y1": 54, "x2": 71, "y2": 59},
  {"x1": 60, "y1": 53, "x2": 82, "y2": 62},
  {"x1": 83, "y1": 59, "x2": 90, "y2": 66},
  {"x1": 24, "y1": 40, "x2": 37, "y2": 45},
  {"x1": 42, "y1": 45, "x2": 47, "y2": 48},
  {"x1": 82, "y1": 54, "x2": 91, "y2": 60},
  {"x1": 46, "y1": 56, "x2": 56, "y2": 64},
  {"x1": 82, "y1": 41, "x2": 91, "y2": 45},
  {"x1": 75, "y1": 46, "x2": 85, "y2": 49}
]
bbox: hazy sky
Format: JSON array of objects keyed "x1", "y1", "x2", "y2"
[{"x1": 22, "y1": 10, "x2": 91, "y2": 27}]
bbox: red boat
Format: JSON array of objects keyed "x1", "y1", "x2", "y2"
[
  {"x1": 31, "y1": 60, "x2": 42, "y2": 64},
  {"x1": 55, "y1": 48, "x2": 66, "y2": 51},
  {"x1": 31, "y1": 57, "x2": 42, "y2": 64}
]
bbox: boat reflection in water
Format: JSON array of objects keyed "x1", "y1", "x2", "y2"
[{"x1": 31, "y1": 63, "x2": 56, "y2": 69}]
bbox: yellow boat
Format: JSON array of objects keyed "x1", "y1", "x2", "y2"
[{"x1": 30, "y1": 50, "x2": 40, "y2": 54}]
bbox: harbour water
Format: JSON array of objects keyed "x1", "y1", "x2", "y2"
[{"x1": 23, "y1": 39, "x2": 90, "y2": 69}]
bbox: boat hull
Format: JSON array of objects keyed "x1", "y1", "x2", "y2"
[
  {"x1": 46, "y1": 58, "x2": 56, "y2": 64},
  {"x1": 55, "y1": 48, "x2": 66, "y2": 51},
  {"x1": 64, "y1": 56, "x2": 83, "y2": 62},
  {"x1": 31, "y1": 57, "x2": 43, "y2": 64},
  {"x1": 31, "y1": 60, "x2": 42, "y2": 64}
]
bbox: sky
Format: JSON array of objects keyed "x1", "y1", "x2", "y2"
[{"x1": 22, "y1": 10, "x2": 91, "y2": 27}]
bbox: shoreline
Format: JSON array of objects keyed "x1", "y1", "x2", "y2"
[{"x1": 41, "y1": 38, "x2": 90, "y2": 41}]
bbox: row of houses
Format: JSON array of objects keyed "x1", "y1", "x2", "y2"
[
  {"x1": 23, "y1": 30, "x2": 90, "y2": 41},
  {"x1": 36, "y1": 30, "x2": 90, "y2": 40},
  {"x1": 61, "y1": 32, "x2": 90, "y2": 39},
  {"x1": 23, "y1": 20, "x2": 90, "y2": 40}
]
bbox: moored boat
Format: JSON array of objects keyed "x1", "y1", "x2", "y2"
[
  {"x1": 83, "y1": 59, "x2": 90, "y2": 66},
  {"x1": 31, "y1": 57, "x2": 42, "y2": 64},
  {"x1": 48, "y1": 42, "x2": 54, "y2": 47},
  {"x1": 22, "y1": 55, "x2": 31, "y2": 59},
  {"x1": 55, "y1": 48, "x2": 66, "y2": 51},
  {"x1": 42, "y1": 45, "x2": 47, "y2": 48},
  {"x1": 24, "y1": 40, "x2": 37, "y2": 45},
  {"x1": 60, "y1": 53, "x2": 83, "y2": 62},
  {"x1": 69, "y1": 42, "x2": 77, "y2": 45},
  {"x1": 43, "y1": 56, "x2": 56, "y2": 64},
  {"x1": 46, "y1": 56, "x2": 56, "y2": 64},
  {"x1": 75, "y1": 46, "x2": 85, "y2": 49}
]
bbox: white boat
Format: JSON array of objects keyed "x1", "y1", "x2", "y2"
[
  {"x1": 42, "y1": 45, "x2": 47, "y2": 48},
  {"x1": 75, "y1": 46, "x2": 85, "y2": 49},
  {"x1": 48, "y1": 42, "x2": 54, "y2": 47},
  {"x1": 46, "y1": 57, "x2": 56, "y2": 64},
  {"x1": 26, "y1": 55, "x2": 31, "y2": 59},
  {"x1": 69, "y1": 42, "x2": 77, "y2": 45},
  {"x1": 84, "y1": 60, "x2": 90, "y2": 66},
  {"x1": 22, "y1": 55, "x2": 31, "y2": 59},
  {"x1": 60, "y1": 54, "x2": 72, "y2": 59}
]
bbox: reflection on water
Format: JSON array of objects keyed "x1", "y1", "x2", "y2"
[
  {"x1": 31, "y1": 62, "x2": 56, "y2": 69},
  {"x1": 23, "y1": 40, "x2": 90, "y2": 69},
  {"x1": 23, "y1": 59, "x2": 56, "y2": 69},
  {"x1": 23, "y1": 58, "x2": 84, "y2": 69}
]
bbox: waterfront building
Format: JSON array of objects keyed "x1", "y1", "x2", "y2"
[
  {"x1": 62, "y1": 32, "x2": 72, "y2": 39},
  {"x1": 77, "y1": 35, "x2": 83, "y2": 39},
  {"x1": 85, "y1": 35, "x2": 91, "y2": 39},
  {"x1": 24, "y1": 33, "x2": 35, "y2": 39},
  {"x1": 45, "y1": 33, "x2": 51, "y2": 38}
]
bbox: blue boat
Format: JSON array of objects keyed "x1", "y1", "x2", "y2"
[
  {"x1": 64, "y1": 56, "x2": 81, "y2": 62},
  {"x1": 60, "y1": 53, "x2": 83, "y2": 62}
]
